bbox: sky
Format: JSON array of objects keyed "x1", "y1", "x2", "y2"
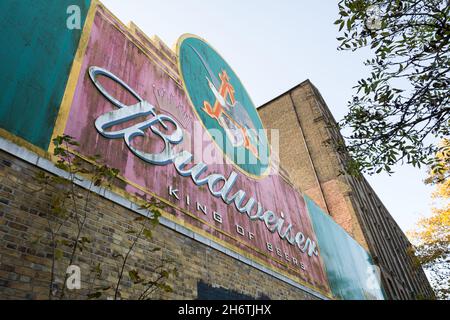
[{"x1": 101, "y1": 0, "x2": 435, "y2": 233}]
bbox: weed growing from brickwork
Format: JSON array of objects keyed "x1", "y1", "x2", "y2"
[{"x1": 32, "y1": 135, "x2": 177, "y2": 300}]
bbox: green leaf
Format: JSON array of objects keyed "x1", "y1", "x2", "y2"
[
  {"x1": 55, "y1": 249, "x2": 63, "y2": 260},
  {"x1": 143, "y1": 228, "x2": 153, "y2": 240},
  {"x1": 81, "y1": 237, "x2": 91, "y2": 243},
  {"x1": 160, "y1": 270, "x2": 169, "y2": 278},
  {"x1": 92, "y1": 263, "x2": 102, "y2": 277},
  {"x1": 128, "y1": 269, "x2": 142, "y2": 284},
  {"x1": 87, "y1": 292, "x2": 102, "y2": 299},
  {"x1": 60, "y1": 239, "x2": 73, "y2": 247}
]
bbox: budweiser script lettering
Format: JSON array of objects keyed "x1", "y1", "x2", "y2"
[{"x1": 88, "y1": 66, "x2": 319, "y2": 258}]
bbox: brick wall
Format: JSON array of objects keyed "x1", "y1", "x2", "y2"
[{"x1": 0, "y1": 149, "x2": 318, "y2": 300}]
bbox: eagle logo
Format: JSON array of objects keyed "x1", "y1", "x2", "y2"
[
  {"x1": 178, "y1": 35, "x2": 270, "y2": 178},
  {"x1": 187, "y1": 45, "x2": 260, "y2": 158}
]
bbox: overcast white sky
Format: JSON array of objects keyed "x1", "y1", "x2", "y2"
[{"x1": 101, "y1": 0, "x2": 434, "y2": 233}]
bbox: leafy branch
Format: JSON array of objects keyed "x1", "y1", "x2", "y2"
[
  {"x1": 88, "y1": 199, "x2": 177, "y2": 300},
  {"x1": 335, "y1": 0, "x2": 450, "y2": 175}
]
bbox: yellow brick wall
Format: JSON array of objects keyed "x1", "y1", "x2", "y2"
[{"x1": 0, "y1": 150, "x2": 318, "y2": 300}]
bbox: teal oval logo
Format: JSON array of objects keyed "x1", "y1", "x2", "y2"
[{"x1": 177, "y1": 35, "x2": 270, "y2": 178}]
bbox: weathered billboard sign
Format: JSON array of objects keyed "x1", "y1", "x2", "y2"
[
  {"x1": 0, "y1": 1, "x2": 385, "y2": 300},
  {"x1": 55, "y1": 5, "x2": 330, "y2": 295}
]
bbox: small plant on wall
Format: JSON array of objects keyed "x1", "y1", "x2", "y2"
[
  {"x1": 88, "y1": 199, "x2": 178, "y2": 300},
  {"x1": 31, "y1": 134, "x2": 177, "y2": 300}
]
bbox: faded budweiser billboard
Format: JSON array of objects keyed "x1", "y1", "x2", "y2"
[{"x1": 53, "y1": 5, "x2": 331, "y2": 295}]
